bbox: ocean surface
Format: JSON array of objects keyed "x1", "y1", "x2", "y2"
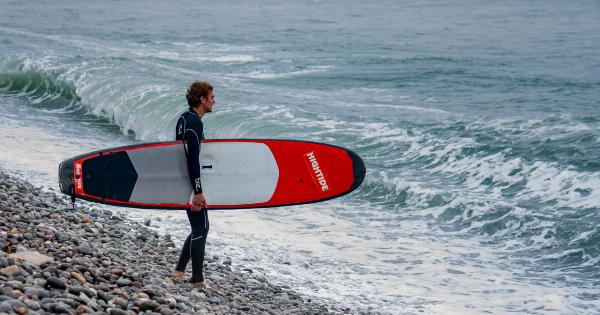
[{"x1": 1, "y1": 0, "x2": 600, "y2": 313}]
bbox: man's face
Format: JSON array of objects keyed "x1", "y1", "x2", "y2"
[{"x1": 202, "y1": 92, "x2": 215, "y2": 113}]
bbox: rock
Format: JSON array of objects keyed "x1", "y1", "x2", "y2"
[
  {"x1": 143, "y1": 218, "x2": 151, "y2": 226},
  {"x1": 42, "y1": 266, "x2": 59, "y2": 276},
  {"x1": 76, "y1": 304, "x2": 94, "y2": 314},
  {"x1": 142, "y1": 288, "x2": 160, "y2": 299},
  {"x1": 192, "y1": 291, "x2": 206, "y2": 299},
  {"x1": 139, "y1": 299, "x2": 160, "y2": 311},
  {"x1": 45, "y1": 276, "x2": 67, "y2": 290},
  {"x1": 68, "y1": 286, "x2": 95, "y2": 298},
  {"x1": 115, "y1": 298, "x2": 128, "y2": 308},
  {"x1": 80, "y1": 215, "x2": 92, "y2": 224},
  {"x1": 23, "y1": 298, "x2": 41, "y2": 310},
  {"x1": 116, "y1": 278, "x2": 132, "y2": 287},
  {"x1": 108, "y1": 308, "x2": 128, "y2": 315},
  {"x1": 6, "y1": 299, "x2": 25, "y2": 307},
  {"x1": 24, "y1": 287, "x2": 50, "y2": 299},
  {"x1": 5, "y1": 280, "x2": 24, "y2": 290},
  {"x1": 8, "y1": 251, "x2": 53, "y2": 266},
  {"x1": 70, "y1": 271, "x2": 86, "y2": 284},
  {"x1": 1, "y1": 265, "x2": 21, "y2": 276},
  {"x1": 0, "y1": 301, "x2": 12, "y2": 312},
  {"x1": 246, "y1": 279, "x2": 263, "y2": 287},
  {"x1": 76, "y1": 242, "x2": 93, "y2": 255},
  {"x1": 235, "y1": 304, "x2": 251, "y2": 311},
  {"x1": 255, "y1": 276, "x2": 267, "y2": 283},
  {"x1": 97, "y1": 290, "x2": 110, "y2": 302},
  {"x1": 208, "y1": 297, "x2": 221, "y2": 304},
  {"x1": 53, "y1": 302, "x2": 72, "y2": 313},
  {"x1": 160, "y1": 308, "x2": 175, "y2": 315},
  {"x1": 207, "y1": 274, "x2": 224, "y2": 282}
]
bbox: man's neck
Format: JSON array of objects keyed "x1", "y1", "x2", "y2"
[{"x1": 191, "y1": 107, "x2": 205, "y2": 117}]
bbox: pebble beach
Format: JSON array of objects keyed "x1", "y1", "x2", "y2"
[{"x1": 0, "y1": 170, "x2": 366, "y2": 315}]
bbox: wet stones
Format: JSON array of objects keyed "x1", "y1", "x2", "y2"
[{"x1": 0, "y1": 171, "x2": 352, "y2": 315}]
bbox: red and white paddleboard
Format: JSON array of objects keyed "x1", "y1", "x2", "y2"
[{"x1": 59, "y1": 139, "x2": 365, "y2": 210}]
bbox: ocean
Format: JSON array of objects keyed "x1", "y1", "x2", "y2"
[{"x1": 1, "y1": 0, "x2": 600, "y2": 313}]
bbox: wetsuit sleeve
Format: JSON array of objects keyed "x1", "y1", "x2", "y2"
[
  {"x1": 175, "y1": 116, "x2": 184, "y2": 140},
  {"x1": 184, "y1": 127, "x2": 203, "y2": 194}
]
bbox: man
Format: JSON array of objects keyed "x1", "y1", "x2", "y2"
[{"x1": 172, "y1": 81, "x2": 214, "y2": 287}]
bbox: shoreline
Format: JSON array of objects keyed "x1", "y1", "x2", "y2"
[{"x1": 0, "y1": 170, "x2": 369, "y2": 314}]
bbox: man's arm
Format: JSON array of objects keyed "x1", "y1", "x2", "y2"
[{"x1": 184, "y1": 128, "x2": 202, "y2": 194}]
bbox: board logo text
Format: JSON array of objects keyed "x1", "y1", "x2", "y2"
[
  {"x1": 305, "y1": 151, "x2": 329, "y2": 192},
  {"x1": 75, "y1": 162, "x2": 83, "y2": 190}
]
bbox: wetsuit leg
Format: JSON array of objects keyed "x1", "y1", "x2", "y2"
[
  {"x1": 175, "y1": 209, "x2": 209, "y2": 282},
  {"x1": 175, "y1": 234, "x2": 192, "y2": 273}
]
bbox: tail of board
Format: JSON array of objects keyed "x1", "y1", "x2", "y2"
[{"x1": 59, "y1": 139, "x2": 365, "y2": 210}]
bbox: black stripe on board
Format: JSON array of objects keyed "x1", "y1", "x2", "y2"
[{"x1": 83, "y1": 151, "x2": 138, "y2": 201}]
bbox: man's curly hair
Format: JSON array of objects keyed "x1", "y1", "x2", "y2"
[{"x1": 186, "y1": 81, "x2": 213, "y2": 108}]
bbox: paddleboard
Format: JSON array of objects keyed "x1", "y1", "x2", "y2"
[{"x1": 58, "y1": 139, "x2": 365, "y2": 209}]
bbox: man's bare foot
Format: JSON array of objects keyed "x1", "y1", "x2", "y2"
[{"x1": 172, "y1": 271, "x2": 185, "y2": 279}]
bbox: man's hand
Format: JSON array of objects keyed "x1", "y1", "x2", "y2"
[{"x1": 191, "y1": 193, "x2": 207, "y2": 211}]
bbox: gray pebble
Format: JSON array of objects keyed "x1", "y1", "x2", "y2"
[
  {"x1": 23, "y1": 298, "x2": 41, "y2": 310},
  {"x1": 108, "y1": 307, "x2": 129, "y2": 315},
  {"x1": 68, "y1": 285, "x2": 96, "y2": 298},
  {"x1": 42, "y1": 266, "x2": 59, "y2": 276},
  {"x1": 115, "y1": 298, "x2": 128, "y2": 308},
  {"x1": 76, "y1": 242, "x2": 93, "y2": 255},
  {"x1": 24, "y1": 287, "x2": 49, "y2": 299},
  {"x1": 0, "y1": 301, "x2": 12, "y2": 312},
  {"x1": 6, "y1": 299, "x2": 25, "y2": 308},
  {"x1": 160, "y1": 308, "x2": 175, "y2": 315},
  {"x1": 116, "y1": 278, "x2": 132, "y2": 287},
  {"x1": 5, "y1": 280, "x2": 23, "y2": 290},
  {"x1": 139, "y1": 299, "x2": 160, "y2": 311},
  {"x1": 97, "y1": 290, "x2": 110, "y2": 302},
  {"x1": 40, "y1": 297, "x2": 57, "y2": 305},
  {"x1": 53, "y1": 302, "x2": 72, "y2": 314}
]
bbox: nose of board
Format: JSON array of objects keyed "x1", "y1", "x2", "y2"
[{"x1": 347, "y1": 149, "x2": 366, "y2": 193}]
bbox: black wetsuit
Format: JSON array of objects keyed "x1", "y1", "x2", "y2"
[{"x1": 174, "y1": 108, "x2": 209, "y2": 283}]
